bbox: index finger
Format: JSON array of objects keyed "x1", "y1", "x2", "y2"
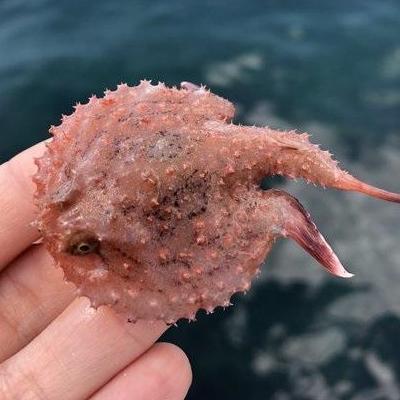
[{"x1": 0, "y1": 141, "x2": 46, "y2": 269}]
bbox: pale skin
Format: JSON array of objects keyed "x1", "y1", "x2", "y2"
[{"x1": 0, "y1": 142, "x2": 192, "y2": 400}]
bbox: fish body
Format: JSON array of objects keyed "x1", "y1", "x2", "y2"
[{"x1": 34, "y1": 81, "x2": 400, "y2": 323}]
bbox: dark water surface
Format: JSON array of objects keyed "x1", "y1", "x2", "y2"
[{"x1": 1, "y1": 1, "x2": 400, "y2": 399}]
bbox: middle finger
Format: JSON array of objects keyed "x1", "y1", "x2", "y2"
[{"x1": 1, "y1": 297, "x2": 167, "y2": 400}]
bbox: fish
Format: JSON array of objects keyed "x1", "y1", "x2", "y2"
[{"x1": 33, "y1": 81, "x2": 400, "y2": 324}]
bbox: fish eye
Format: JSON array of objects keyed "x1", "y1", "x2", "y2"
[
  {"x1": 74, "y1": 241, "x2": 97, "y2": 255},
  {"x1": 67, "y1": 234, "x2": 99, "y2": 256}
]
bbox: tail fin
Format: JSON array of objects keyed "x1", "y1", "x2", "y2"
[
  {"x1": 259, "y1": 127, "x2": 400, "y2": 203},
  {"x1": 334, "y1": 174, "x2": 400, "y2": 203}
]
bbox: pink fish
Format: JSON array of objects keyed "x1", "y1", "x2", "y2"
[{"x1": 34, "y1": 81, "x2": 400, "y2": 324}]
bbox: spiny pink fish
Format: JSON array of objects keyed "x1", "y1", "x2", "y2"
[{"x1": 33, "y1": 81, "x2": 400, "y2": 324}]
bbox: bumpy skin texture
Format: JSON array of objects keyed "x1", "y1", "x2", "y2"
[{"x1": 34, "y1": 81, "x2": 400, "y2": 324}]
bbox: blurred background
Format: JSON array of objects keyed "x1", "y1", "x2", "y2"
[{"x1": 1, "y1": 1, "x2": 400, "y2": 398}]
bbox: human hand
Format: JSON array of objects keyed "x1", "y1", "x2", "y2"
[{"x1": 0, "y1": 142, "x2": 192, "y2": 399}]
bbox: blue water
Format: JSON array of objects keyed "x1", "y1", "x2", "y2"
[{"x1": 1, "y1": 1, "x2": 400, "y2": 398}]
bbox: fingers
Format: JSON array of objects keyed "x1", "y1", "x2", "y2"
[
  {"x1": 91, "y1": 343, "x2": 192, "y2": 400},
  {"x1": 0, "y1": 142, "x2": 45, "y2": 270},
  {"x1": 0, "y1": 245, "x2": 76, "y2": 362},
  {"x1": 1, "y1": 297, "x2": 167, "y2": 400}
]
